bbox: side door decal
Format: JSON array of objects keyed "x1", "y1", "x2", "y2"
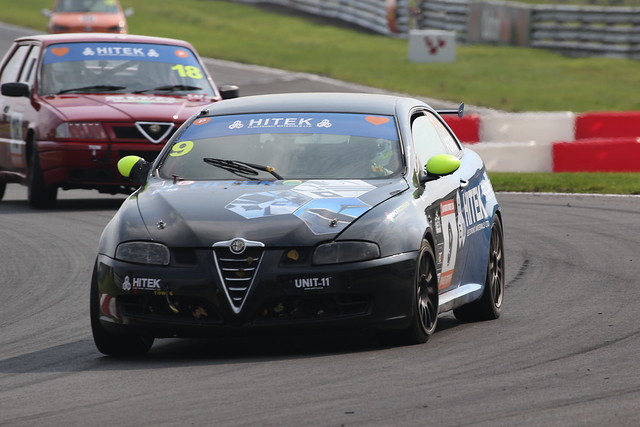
[{"x1": 432, "y1": 196, "x2": 460, "y2": 290}]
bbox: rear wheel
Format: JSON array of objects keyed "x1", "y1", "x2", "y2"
[
  {"x1": 454, "y1": 216, "x2": 505, "y2": 322},
  {"x1": 27, "y1": 146, "x2": 57, "y2": 209},
  {"x1": 90, "y1": 262, "x2": 154, "y2": 357},
  {"x1": 0, "y1": 182, "x2": 6, "y2": 201},
  {"x1": 377, "y1": 240, "x2": 438, "y2": 346}
]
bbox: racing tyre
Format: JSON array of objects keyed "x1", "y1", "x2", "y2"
[
  {"x1": 90, "y1": 262, "x2": 154, "y2": 357},
  {"x1": 27, "y1": 146, "x2": 57, "y2": 209},
  {"x1": 454, "y1": 216, "x2": 505, "y2": 322},
  {"x1": 377, "y1": 240, "x2": 438, "y2": 346},
  {"x1": 0, "y1": 182, "x2": 6, "y2": 201}
]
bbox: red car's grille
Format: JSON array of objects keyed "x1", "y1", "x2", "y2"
[
  {"x1": 112, "y1": 126, "x2": 146, "y2": 139},
  {"x1": 109, "y1": 122, "x2": 176, "y2": 143}
]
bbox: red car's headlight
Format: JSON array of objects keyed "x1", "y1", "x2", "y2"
[{"x1": 56, "y1": 122, "x2": 108, "y2": 140}]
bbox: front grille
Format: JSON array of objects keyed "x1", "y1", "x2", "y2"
[
  {"x1": 212, "y1": 239, "x2": 265, "y2": 314},
  {"x1": 112, "y1": 126, "x2": 144, "y2": 139},
  {"x1": 111, "y1": 122, "x2": 176, "y2": 143},
  {"x1": 256, "y1": 294, "x2": 371, "y2": 322},
  {"x1": 118, "y1": 294, "x2": 222, "y2": 324},
  {"x1": 135, "y1": 122, "x2": 175, "y2": 143}
]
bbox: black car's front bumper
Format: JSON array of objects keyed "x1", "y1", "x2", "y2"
[{"x1": 95, "y1": 248, "x2": 418, "y2": 338}]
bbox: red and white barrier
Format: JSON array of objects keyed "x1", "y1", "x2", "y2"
[
  {"x1": 575, "y1": 111, "x2": 640, "y2": 139},
  {"x1": 553, "y1": 111, "x2": 640, "y2": 172},
  {"x1": 553, "y1": 137, "x2": 640, "y2": 172},
  {"x1": 442, "y1": 115, "x2": 480, "y2": 143},
  {"x1": 447, "y1": 110, "x2": 640, "y2": 172}
]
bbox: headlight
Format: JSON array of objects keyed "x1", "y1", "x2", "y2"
[
  {"x1": 312, "y1": 241, "x2": 380, "y2": 265},
  {"x1": 56, "y1": 122, "x2": 108, "y2": 140},
  {"x1": 115, "y1": 242, "x2": 170, "y2": 265}
]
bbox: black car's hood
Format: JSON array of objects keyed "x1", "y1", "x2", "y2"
[{"x1": 136, "y1": 178, "x2": 409, "y2": 247}]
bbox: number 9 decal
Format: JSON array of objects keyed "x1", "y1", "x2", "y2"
[{"x1": 170, "y1": 140, "x2": 194, "y2": 157}]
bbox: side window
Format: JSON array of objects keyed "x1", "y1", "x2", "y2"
[
  {"x1": 412, "y1": 111, "x2": 462, "y2": 167},
  {"x1": 19, "y1": 46, "x2": 40, "y2": 85},
  {"x1": 0, "y1": 45, "x2": 30, "y2": 85},
  {"x1": 412, "y1": 113, "x2": 449, "y2": 167},
  {"x1": 427, "y1": 113, "x2": 462, "y2": 155}
]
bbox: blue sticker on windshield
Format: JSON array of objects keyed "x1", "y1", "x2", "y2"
[
  {"x1": 43, "y1": 43, "x2": 199, "y2": 66},
  {"x1": 181, "y1": 113, "x2": 398, "y2": 140}
]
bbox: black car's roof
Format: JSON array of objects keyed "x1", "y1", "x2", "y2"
[{"x1": 201, "y1": 92, "x2": 428, "y2": 116}]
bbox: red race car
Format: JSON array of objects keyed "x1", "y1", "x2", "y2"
[{"x1": 0, "y1": 33, "x2": 238, "y2": 208}]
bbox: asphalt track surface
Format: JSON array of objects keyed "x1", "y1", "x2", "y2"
[{"x1": 2, "y1": 22, "x2": 640, "y2": 426}]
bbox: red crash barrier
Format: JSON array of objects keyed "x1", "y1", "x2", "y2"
[
  {"x1": 552, "y1": 137, "x2": 640, "y2": 172},
  {"x1": 443, "y1": 114, "x2": 480, "y2": 144},
  {"x1": 575, "y1": 111, "x2": 640, "y2": 139}
]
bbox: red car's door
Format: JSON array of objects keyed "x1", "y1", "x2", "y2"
[{"x1": 0, "y1": 42, "x2": 40, "y2": 175}]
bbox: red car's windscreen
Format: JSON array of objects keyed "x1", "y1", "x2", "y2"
[{"x1": 40, "y1": 42, "x2": 214, "y2": 96}]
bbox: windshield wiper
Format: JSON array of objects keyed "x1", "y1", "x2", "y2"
[
  {"x1": 203, "y1": 158, "x2": 283, "y2": 180},
  {"x1": 57, "y1": 85, "x2": 126, "y2": 94},
  {"x1": 134, "y1": 84, "x2": 202, "y2": 94}
]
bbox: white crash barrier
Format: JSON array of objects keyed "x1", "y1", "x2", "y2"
[
  {"x1": 465, "y1": 141, "x2": 553, "y2": 172},
  {"x1": 480, "y1": 111, "x2": 575, "y2": 144},
  {"x1": 469, "y1": 112, "x2": 575, "y2": 172}
]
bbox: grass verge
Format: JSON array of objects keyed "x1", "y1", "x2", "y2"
[{"x1": 489, "y1": 172, "x2": 640, "y2": 195}]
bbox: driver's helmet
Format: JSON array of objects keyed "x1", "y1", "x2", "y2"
[{"x1": 45, "y1": 60, "x2": 87, "y2": 93}]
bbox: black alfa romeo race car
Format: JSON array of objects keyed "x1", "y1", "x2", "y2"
[{"x1": 91, "y1": 92, "x2": 505, "y2": 356}]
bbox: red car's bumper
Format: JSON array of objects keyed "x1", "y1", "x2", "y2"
[{"x1": 39, "y1": 140, "x2": 163, "y2": 192}]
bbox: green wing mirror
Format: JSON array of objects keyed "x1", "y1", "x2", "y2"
[
  {"x1": 421, "y1": 154, "x2": 461, "y2": 183},
  {"x1": 118, "y1": 155, "x2": 151, "y2": 185}
]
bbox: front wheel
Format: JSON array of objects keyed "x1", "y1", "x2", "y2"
[
  {"x1": 377, "y1": 240, "x2": 439, "y2": 346},
  {"x1": 0, "y1": 181, "x2": 6, "y2": 201},
  {"x1": 90, "y1": 262, "x2": 154, "y2": 357},
  {"x1": 454, "y1": 215, "x2": 505, "y2": 322},
  {"x1": 27, "y1": 146, "x2": 57, "y2": 209}
]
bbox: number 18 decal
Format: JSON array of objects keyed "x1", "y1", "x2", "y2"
[{"x1": 171, "y1": 64, "x2": 203, "y2": 79}]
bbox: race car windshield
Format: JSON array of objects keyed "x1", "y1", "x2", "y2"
[
  {"x1": 39, "y1": 42, "x2": 215, "y2": 96},
  {"x1": 54, "y1": 0, "x2": 119, "y2": 13},
  {"x1": 158, "y1": 113, "x2": 402, "y2": 181}
]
